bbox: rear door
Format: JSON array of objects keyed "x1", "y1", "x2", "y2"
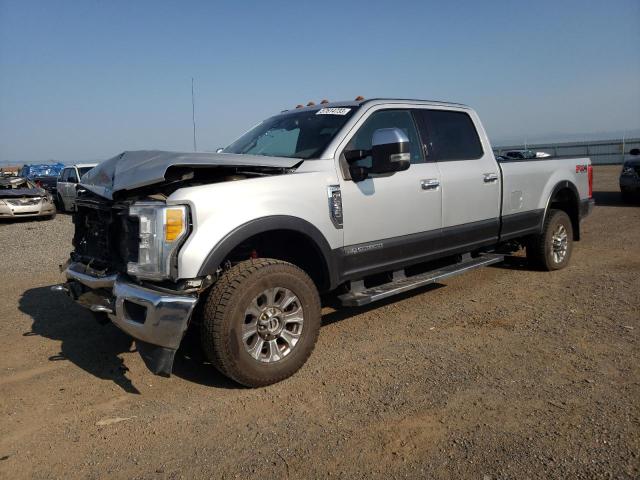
[
  {"x1": 414, "y1": 108, "x2": 501, "y2": 252},
  {"x1": 337, "y1": 107, "x2": 442, "y2": 279}
]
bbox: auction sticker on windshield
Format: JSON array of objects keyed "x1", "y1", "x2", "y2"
[{"x1": 316, "y1": 108, "x2": 351, "y2": 115}]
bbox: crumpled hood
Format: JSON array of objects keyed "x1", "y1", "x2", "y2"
[
  {"x1": 81, "y1": 150, "x2": 302, "y2": 199},
  {"x1": 0, "y1": 187, "x2": 45, "y2": 199}
]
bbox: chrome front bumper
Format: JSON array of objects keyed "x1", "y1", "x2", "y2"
[
  {"x1": 56, "y1": 262, "x2": 198, "y2": 375},
  {"x1": 112, "y1": 280, "x2": 197, "y2": 350}
]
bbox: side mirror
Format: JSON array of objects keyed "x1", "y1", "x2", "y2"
[
  {"x1": 370, "y1": 128, "x2": 411, "y2": 174},
  {"x1": 215, "y1": 147, "x2": 224, "y2": 153},
  {"x1": 630, "y1": 148, "x2": 640, "y2": 156}
]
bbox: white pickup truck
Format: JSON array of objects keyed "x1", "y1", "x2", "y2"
[{"x1": 54, "y1": 98, "x2": 594, "y2": 386}]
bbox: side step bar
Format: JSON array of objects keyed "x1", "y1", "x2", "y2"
[{"x1": 338, "y1": 254, "x2": 505, "y2": 307}]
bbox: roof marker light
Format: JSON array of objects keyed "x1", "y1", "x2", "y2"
[
  {"x1": 320, "y1": 99, "x2": 329, "y2": 104},
  {"x1": 354, "y1": 95, "x2": 365, "y2": 101},
  {"x1": 307, "y1": 101, "x2": 316, "y2": 106},
  {"x1": 295, "y1": 104, "x2": 304, "y2": 109}
]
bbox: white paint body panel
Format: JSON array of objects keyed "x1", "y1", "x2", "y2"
[
  {"x1": 500, "y1": 158, "x2": 590, "y2": 215},
  {"x1": 338, "y1": 163, "x2": 442, "y2": 245},
  {"x1": 170, "y1": 159, "x2": 341, "y2": 279}
]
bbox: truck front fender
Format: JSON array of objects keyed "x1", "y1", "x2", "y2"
[{"x1": 197, "y1": 215, "x2": 339, "y2": 291}]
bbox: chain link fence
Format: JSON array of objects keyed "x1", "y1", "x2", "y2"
[{"x1": 494, "y1": 138, "x2": 640, "y2": 165}]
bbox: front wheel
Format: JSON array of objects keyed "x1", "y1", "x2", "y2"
[
  {"x1": 527, "y1": 209, "x2": 573, "y2": 271},
  {"x1": 200, "y1": 259, "x2": 321, "y2": 387}
]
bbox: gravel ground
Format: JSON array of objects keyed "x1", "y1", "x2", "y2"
[{"x1": 0, "y1": 165, "x2": 638, "y2": 479}]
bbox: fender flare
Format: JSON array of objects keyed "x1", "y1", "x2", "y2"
[
  {"x1": 543, "y1": 180, "x2": 581, "y2": 240},
  {"x1": 197, "y1": 215, "x2": 338, "y2": 290}
]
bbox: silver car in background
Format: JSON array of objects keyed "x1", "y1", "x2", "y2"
[
  {"x1": 57, "y1": 163, "x2": 97, "y2": 212},
  {"x1": 0, "y1": 177, "x2": 56, "y2": 220}
]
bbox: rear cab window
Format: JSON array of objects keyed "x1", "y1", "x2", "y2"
[
  {"x1": 77, "y1": 167, "x2": 94, "y2": 179},
  {"x1": 414, "y1": 109, "x2": 483, "y2": 161}
]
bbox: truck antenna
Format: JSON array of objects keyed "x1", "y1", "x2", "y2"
[{"x1": 191, "y1": 77, "x2": 197, "y2": 152}]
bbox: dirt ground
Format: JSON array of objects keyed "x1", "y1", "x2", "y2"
[{"x1": 0, "y1": 165, "x2": 638, "y2": 479}]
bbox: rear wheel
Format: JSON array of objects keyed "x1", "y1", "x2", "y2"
[
  {"x1": 56, "y1": 194, "x2": 66, "y2": 212},
  {"x1": 527, "y1": 209, "x2": 573, "y2": 271},
  {"x1": 200, "y1": 258, "x2": 321, "y2": 387}
]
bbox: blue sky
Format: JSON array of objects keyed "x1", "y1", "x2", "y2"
[{"x1": 1, "y1": 0, "x2": 639, "y2": 164}]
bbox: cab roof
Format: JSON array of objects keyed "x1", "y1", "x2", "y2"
[
  {"x1": 67, "y1": 163, "x2": 98, "y2": 168},
  {"x1": 280, "y1": 98, "x2": 469, "y2": 113}
]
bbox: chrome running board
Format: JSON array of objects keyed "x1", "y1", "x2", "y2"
[{"x1": 338, "y1": 254, "x2": 505, "y2": 307}]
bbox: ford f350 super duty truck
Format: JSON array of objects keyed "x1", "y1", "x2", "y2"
[{"x1": 53, "y1": 98, "x2": 594, "y2": 387}]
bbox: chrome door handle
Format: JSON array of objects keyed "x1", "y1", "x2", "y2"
[
  {"x1": 483, "y1": 173, "x2": 499, "y2": 183},
  {"x1": 421, "y1": 178, "x2": 440, "y2": 190}
]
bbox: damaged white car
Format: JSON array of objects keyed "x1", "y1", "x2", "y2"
[{"x1": 0, "y1": 177, "x2": 56, "y2": 220}]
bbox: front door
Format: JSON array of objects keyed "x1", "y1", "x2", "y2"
[
  {"x1": 59, "y1": 167, "x2": 78, "y2": 210},
  {"x1": 337, "y1": 108, "x2": 442, "y2": 280}
]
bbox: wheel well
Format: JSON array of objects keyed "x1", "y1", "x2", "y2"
[
  {"x1": 221, "y1": 229, "x2": 330, "y2": 292},
  {"x1": 549, "y1": 187, "x2": 580, "y2": 240}
]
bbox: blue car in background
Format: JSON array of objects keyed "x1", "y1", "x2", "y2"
[{"x1": 19, "y1": 163, "x2": 65, "y2": 202}]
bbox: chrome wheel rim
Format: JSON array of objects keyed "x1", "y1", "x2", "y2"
[
  {"x1": 242, "y1": 287, "x2": 304, "y2": 363},
  {"x1": 551, "y1": 224, "x2": 568, "y2": 264}
]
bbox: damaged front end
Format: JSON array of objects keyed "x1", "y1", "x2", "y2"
[
  {"x1": 52, "y1": 150, "x2": 301, "y2": 376},
  {"x1": 55, "y1": 191, "x2": 199, "y2": 376},
  {"x1": 56, "y1": 261, "x2": 198, "y2": 376}
]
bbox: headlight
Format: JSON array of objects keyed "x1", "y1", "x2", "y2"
[
  {"x1": 127, "y1": 202, "x2": 189, "y2": 280},
  {"x1": 621, "y1": 166, "x2": 635, "y2": 176}
]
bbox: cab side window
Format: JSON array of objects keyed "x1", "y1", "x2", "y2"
[
  {"x1": 61, "y1": 168, "x2": 71, "y2": 182},
  {"x1": 346, "y1": 109, "x2": 424, "y2": 168},
  {"x1": 68, "y1": 169, "x2": 79, "y2": 183},
  {"x1": 415, "y1": 109, "x2": 483, "y2": 161}
]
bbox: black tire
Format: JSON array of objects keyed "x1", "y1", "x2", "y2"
[
  {"x1": 47, "y1": 212, "x2": 57, "y2": 220},
  {"x1": 527, "y1": 209, "x2": 573, "y2": 271},
  {"x1": 200, "y1": 258, "x2": 321, "y2": 387},
  {"x1": 56, "y1": 194, "x2": 65, "y2": 212}
]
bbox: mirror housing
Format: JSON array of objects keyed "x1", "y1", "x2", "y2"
[
  {"x1": 630, "y1": 148, "x2": 640, "y2": 156},
  {"x1": 215, "y1": 147, "x2": 224, "y2": 153},
  {"x1": 370, "y1": 128, "x2": 411, "y2": 174}
]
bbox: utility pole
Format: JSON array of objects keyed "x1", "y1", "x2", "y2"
[{"x1": 191, "y1": 77, "x2": 197, "y2": 152}]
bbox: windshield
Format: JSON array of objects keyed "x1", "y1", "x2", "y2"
[{"x1": 224, "y1": 108, "x2": 356, "y2": 159}]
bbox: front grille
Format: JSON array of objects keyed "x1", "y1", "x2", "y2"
[
  {"x1": 6, "y1": 198, "x2": 40, "y2": 206},
  {"x1": 72, "y1": 194, "x2": 139, "y2": 273}
]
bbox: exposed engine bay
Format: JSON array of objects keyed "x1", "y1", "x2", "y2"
[{"x1": 72, "y1": 161, "x2": 297, "y2": 279}]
